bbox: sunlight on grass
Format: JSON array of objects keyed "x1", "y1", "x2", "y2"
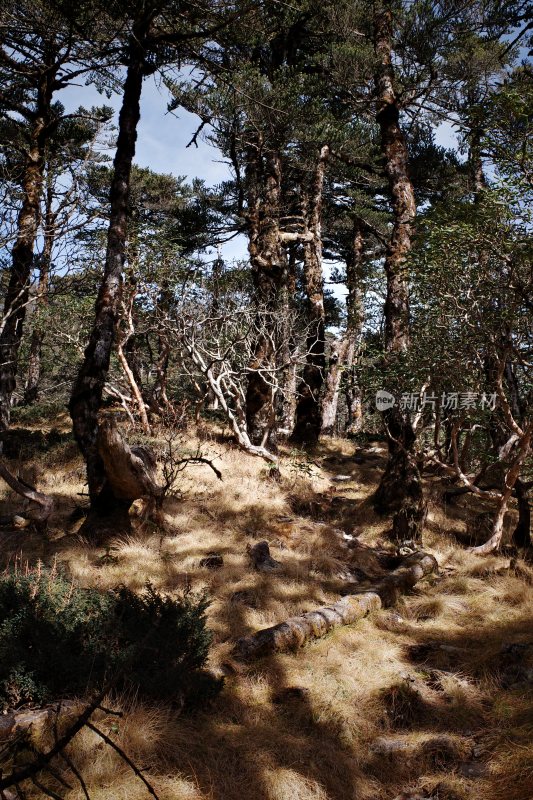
[{"x1": 0, "y1": 423, "x2": 531, "y2": 800}]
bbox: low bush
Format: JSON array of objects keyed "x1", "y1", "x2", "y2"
[{"x1": 0, "y1": 567, "x2": 219, "y2": 710}]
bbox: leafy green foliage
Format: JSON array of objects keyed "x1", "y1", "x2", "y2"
[{"x1": 0, "y1": 568, "x2": 217, "y2": 710}]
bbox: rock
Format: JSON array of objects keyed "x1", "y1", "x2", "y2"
[
  {"x1": 372, "y1": 736, "x2": 412, "y2": 755},
  {"x1": 376, "y1": 611, "x2": 406, "y2": 632},
  {"x1": 13, "y1": 515, "x2": 31, "y2": 529},
  {"x1": 330, "y1": 475, "x2": 352, "y2": 482},
  {"x1": 499, "y1": 641, "x2": 533, "y2": 686},
  {"x1": 396, "y1": 539, "x2": 419, "y2": 556},
  {"x1": 247, "y1": 541, "x2": 281, "y2": 572},
  {"x1": 199, "y1": 553, "x2": 224, "y2": 569},
  {"x1": 230, "y1": 589, "x2": 257, "y2": 607},
  {"x1": 272, "y1": 686, "x2": 310, "y2": 704},
  {"x1": 220, "y1": 659, "x2": 247, "y2": 675},
  {"x1": 458, "y1": 761, "x2": 489, "y2": 778}
]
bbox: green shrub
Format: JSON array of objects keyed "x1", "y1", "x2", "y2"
[{"x1": 0, "y1": 568, "x2": 219, "y2": 710}]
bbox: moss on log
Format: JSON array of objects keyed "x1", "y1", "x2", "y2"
[{"x1": 233, "y1": 550, "x2": 437, "y2": 660}]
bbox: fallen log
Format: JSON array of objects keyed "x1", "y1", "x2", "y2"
[
  {"x1": 233, "y1": 550, "x2": 437, "y2": 660},
  {"x1": 365, "y1": 551, "x2": 438, "y2": 606}
]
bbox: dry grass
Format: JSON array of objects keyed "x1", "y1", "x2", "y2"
[{"x1": 1, "y1": 422, "x2": 532, "y2": 800}]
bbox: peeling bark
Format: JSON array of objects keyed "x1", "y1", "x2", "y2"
[
  {"x1": 233, "y1": 550, "x2": 437, "y2": 660},
  {"x1": 97, "y1": 415, "x2": 162, "y2": 503},
  {"x1": 321, "y1": 337, "x2": 349, "y2": 436}
]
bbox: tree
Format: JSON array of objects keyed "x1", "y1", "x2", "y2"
[
  {"x1": 0, "y1": 0, "x2": 108, "y2": 433},
  {"x1": 22, "y1": 110, "x2": 112, "y2": 404},
  {"x1": 68, "y1": 0, "x2": 241, "y2": 522}
]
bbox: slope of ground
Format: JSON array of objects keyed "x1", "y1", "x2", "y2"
[{"x1": 0, "y1": 415, "x2": 532, "y2": 800}]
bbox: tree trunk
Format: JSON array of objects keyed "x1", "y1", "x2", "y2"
[
  {"x1": 150, "y1": 279, "x2": 173, "y2": 416},
  {"x1": 512, "y1": 478, "x2": 531, "y2": 548},
  {"x1": 69, "y1": 33, "x2": 146, "y2": 509},
  {"x1": 277, "y1": 247, "x2": 298, "y2": 435},
  {"x1": 23, "y1": 178, "x2": 56, "y2": 405},
  {"x1": 245, "y1": 148, "x2": 287, "y2": 449},
  {"x1": 0, "y1": 72, "x2": 54, "y2": 432},
  {"x1": 372, "y1": 2, "x2": 425, "y2": 539},
  {"x1": 78, "y1": 414, "x2": 163, "y2": 542},
  {"x1": 374, "y1": 4, "x2": 413, "y2": 354},
  {"x1": 24, "y1": 328, "x2": 45, "y2": 406},
  {"x1": 292, "y1": 145, "x2": 329, "y2": 445},
  {"x1": 321, "y1": 337, "x2": 348, "y2": 436},
  {"x1": 471, "y1": 422, "x2": 533, "y2": 554},
  {"x1": 322, "y1": 223, "x2": 365, "y2": 436},
  {"x1": 374, "y1": 407, "x2": 427, "y2": 542},
  {"x1": 117, "y1": 343, "x2": 151, "y2": 435}
]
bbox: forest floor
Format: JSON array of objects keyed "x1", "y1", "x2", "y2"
[{"x1": 1, "y1": 409, "x2": 532, "y2": 800}]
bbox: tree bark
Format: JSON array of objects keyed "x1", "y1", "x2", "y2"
[
  {"x1": 23, "y1": 178, "x2": 56, "y2": 405},
  {"x1": 149, "y1": 279, "x2": 173, "y2": 416},
  {"x1": 0, "y1": 71, "x2": 54, "y2": 431},
  {"x1": 115, "y1": 280, "x2": 151, "y2": 434},
  {"x1": 277, "y1": 247, "x2": 298, "y2": 435},
  {"x1": 78, "y1": 414, "x2": 163, "y2": 542},
  {"x1": 322, "y1": 222, "x2": 365, "y2": 436},
  {"x1": 471, "y1": 422, "x2": 532, "y2": 554},
  {"x1": 291, "y1": 145, "x2": 329, "y2": 445},
  {"x1": 372, "y1": 2, "x2": 425, "y2": 540},
  {"x1": 245, "y1": 148, "x2": 287, "y2": 449},
  {"x1": 69, "y1": 31, "x2": 146, "y2": 509},
  {"x1": 233, "y1": 550, "x2": 437, "y2": 660},
  {"x1": 374, "y1": 4, "x2": 413, "y2": 354},
  {"x1": 512, "y1": 478, "x2": 531, "y2": 548},
  {"x1": 117, "y1": 344, "x2": 151, "y2": 434},
  {"x1": 374, "y1": 407, "x2": 427, "y2": 542},
  {"x1": 321, "y1": 337, "x2": 348, "y2": 436}
]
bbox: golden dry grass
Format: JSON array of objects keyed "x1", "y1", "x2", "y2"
[{"x1": 1, "y1": 421, "x2": 532, "y2": 800}]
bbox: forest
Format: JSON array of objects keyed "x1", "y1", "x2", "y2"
[{"x1": 0, "y1": 0, "x2": 532, "y2": 798}]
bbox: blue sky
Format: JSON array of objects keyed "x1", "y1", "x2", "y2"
[
  {"x1": 60, "y1": 75, "x2": 249, "y2": 262},
  {"x1": 58, "y1": 73, "x2": 460, "y2": 294}
]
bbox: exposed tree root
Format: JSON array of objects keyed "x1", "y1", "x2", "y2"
[
  {"x1": 233, "y1": 550, "x2": 437, "y2": 660},
  {"x1": 0, "y1": 459, "x2": 54, "y2": 532}
]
